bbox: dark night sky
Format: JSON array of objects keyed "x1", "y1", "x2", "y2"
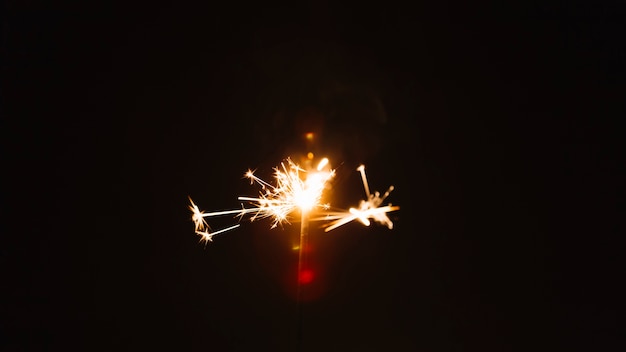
[{"x1": 3, "y1": 1, "x2": 625, "y2": 351}]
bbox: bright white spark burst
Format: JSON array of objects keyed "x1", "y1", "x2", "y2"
[
  {"x1": 239, "y1": 158, "x2": 334, "y2": 228},
  {"x1": 188, "y1": 158, "x2": 399, "y2": 242}
]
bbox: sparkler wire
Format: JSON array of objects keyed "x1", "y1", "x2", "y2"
[{"x1": 296, "y1": 211, "x2": 309, "y2": 352}]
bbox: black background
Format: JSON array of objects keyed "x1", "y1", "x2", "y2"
[{"x1": 3, "y1": 1, "x2": 624, "y2": 351}]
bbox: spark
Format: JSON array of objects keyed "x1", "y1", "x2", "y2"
[
  {"x1": 188, "y1": 196, "x2": 209, "y2": 232},
  {"x1": 189, "y1": 196, "x2": 243, "y2": 244},
  {"x1": 320, "y1": 164, "x2": 400, "y2": 232},
  {"x1": 195, "y1": 224, "x2": 241, "y2": 244}
]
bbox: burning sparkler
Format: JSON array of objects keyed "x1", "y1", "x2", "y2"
[
  {"x1": 187, "y1": 156, "x2": 399, "y2": 351},
  {"x1": 188, "y1": 158, "x2": 399, "y2": 240}
]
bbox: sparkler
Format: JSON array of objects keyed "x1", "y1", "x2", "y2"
[
  {"x1": 188, "y1": 159, "x2": 400, "y2": 241},
  {"x1": 187, "y1": 155, "x2": 400, "y2": 351}
]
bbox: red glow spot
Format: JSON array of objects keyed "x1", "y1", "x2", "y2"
[{"x1": 298, "y1": 269, "x2": 314, "y2": 284}]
